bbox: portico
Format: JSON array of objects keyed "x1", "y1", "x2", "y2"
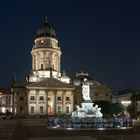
[{"x1": 27, "y1": 78, "x2": 74, "y2": 116}]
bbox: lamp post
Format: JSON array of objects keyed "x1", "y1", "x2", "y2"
[{"x1": 121, "y1": 101, "x2": 131, "y2": 117}]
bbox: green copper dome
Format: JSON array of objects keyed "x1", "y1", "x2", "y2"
[{"x1": 36, "y1": 17, "x2": 57, "y2": 39}]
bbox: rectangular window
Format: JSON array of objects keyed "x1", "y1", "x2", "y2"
[
  {"x1": 48, "y1": 97, "x2": 51, "y2": 101},
  {"x1": 39, "y1": 96, "x2": 44, "y2": 100},
  {"x1": 40, "y1": 106, "x2": 43, "y2": 114},
  {"x1": 66, "y1": 106, "x2": 69, "y2": 113},
  {"x1": 57, "y1": 97, "x2": 61, "y2": 101},
  {"x1": 66, "y1": 97, "x2": 70, "y2": 101},
  {"x1": 31, "y1": 106, "x2": 34, "y2": 114},
  {"x1": 20, "y1": 97, "x2": 24, "y2": 101},
  {"x1": 30, "y1": 96, "x2": 35, "y2": 100}
]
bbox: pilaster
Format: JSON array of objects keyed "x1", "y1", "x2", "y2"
[{"x1": 36, "y1": 90, "x2": 39, "y2": 114}]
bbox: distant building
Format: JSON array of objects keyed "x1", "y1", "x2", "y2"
[
  {"x1": 112, "y1": 89, "x2": 133, "y2": 104},
  {"x1": 73, "y1": 72, "x2": 112, "y2": 106},
  {"x1": 0, "y1": 87, "x2": 12, "y2": 113}
]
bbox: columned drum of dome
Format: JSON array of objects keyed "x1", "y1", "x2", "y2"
[{"x1": 29, "y1": 17, "x2": 62, "y2": 82}]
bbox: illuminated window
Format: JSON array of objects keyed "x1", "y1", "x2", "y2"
[{"x1": 48, "y1": 105, "x2": 52, "y2": 114}]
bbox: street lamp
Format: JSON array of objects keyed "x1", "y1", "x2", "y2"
[{"x1": 121, "y1": 100, "x2": 131, "y2": 117}]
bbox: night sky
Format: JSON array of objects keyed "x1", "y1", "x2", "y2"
[{"x1": 0, "y1": 0, "x2": 140, "y2": 91}]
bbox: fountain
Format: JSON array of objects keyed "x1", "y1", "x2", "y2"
[
  {"x1": 71, "y1": 78, "x2": 103, "y2": 118},
  {"x1": 48, "y1": 78, "x2": 132, "y2": 129}
]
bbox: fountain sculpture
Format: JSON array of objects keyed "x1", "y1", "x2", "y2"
[
  {"x1": 48, "y1": 79, "x2": 132, "y2": 129},
  {"x1": 71, "y1": 78, "x2": 103, "y2": 118}
]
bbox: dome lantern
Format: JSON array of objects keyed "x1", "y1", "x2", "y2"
[{"x1": 36, "y1": 16, "x2": 57, "y2": 39}]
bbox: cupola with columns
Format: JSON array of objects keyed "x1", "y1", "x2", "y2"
[{"x1": 29, "y1": 17, "x2": 62, "y2": 82}]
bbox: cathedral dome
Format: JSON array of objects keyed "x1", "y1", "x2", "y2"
[{"x1": 36, "y1": 17, "x2": 56, "y2": 39}]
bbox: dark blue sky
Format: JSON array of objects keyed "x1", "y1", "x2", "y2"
[{"x1": 0, "y1": 0, "x2": 140, "y2": 91}]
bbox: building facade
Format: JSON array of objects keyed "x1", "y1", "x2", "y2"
[
  {"x1": 0, "y1": 87, "x2": 12, "y2": 113},
  {"x1": 11, "y1": 17, "x2": 112, "y2": 117},
  {"x1": 27, "y1": 78, "x2": 74, "y2": 116}
]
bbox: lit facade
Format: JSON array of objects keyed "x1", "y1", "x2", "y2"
[
  {"x1": 12, "y1": 17, "x2": 74, "y2": 116},
  {"x1": 27, "y1": 78, "x2": 74, "y2": 115},
  {"x1": 11, "y1": 17, "x2": 112, "y2": 117},
  {"x1": 0, "y1": 88, "x2": 12, "y2": 113}
]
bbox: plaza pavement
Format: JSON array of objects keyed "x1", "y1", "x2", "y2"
[
  {"x1": 0, "y1": 119, "x2": 140, "y2": 140},
  {"x1": 0, "y1": 120, "x2": 17, "y2": 140}
]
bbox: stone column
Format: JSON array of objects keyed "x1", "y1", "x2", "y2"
[
  {"x1": 50, "y1": 52, "x2": 52, "y2": 68},
  {"x1": 26, "y1": 89, "x2": 29, "y2": 115},
  {"x1": 36, "y1": 90, "x2": 39, "y2": 115},
  {"x1": 71, "y1": 91, "x2": 74, "y2": 113},
  {"x1": 43, "y1": 51, "x2": 46, "y2": 70},
  {"x1": 32, "y1": 55, "x2": 34, "y2": 70},
  {"x1": 62, "y1": 90, "x2": 66, "y2": 114},
  {"x1": 36, "y1": 52, "x2": 39, "y2": 70},
  {"x1": 54, "y1": 90, "x2": 57, "y2": 115},
  {"x1": 57, "y1": 55, "x2": 59, "y2": 73}
]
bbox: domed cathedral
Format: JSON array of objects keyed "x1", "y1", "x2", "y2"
[
  {"x1": 29, "y1": 16, "x2": 61, "y2": 82},
  {"x1": 12, "y1": 17, "x2": 74, "y2": 117}
]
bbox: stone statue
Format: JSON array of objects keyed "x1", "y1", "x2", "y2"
[
  {"x1": 95, "y1": 107, "x2": 103, "y2": 118},
  {"x1": 82, "y1": 78, "x2": 91, "y2": 101},
  {"x1": 71, "y1": 78, "x2": 103, "y2": 118}
]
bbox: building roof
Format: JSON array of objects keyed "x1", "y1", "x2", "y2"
[
  {"x1": 27, "y1": 78, "x2": 75, "y2": 90},
  {"x1": 11, "y1": 82, "x2": 28, "y2": 88},
  {"x1": 113, "y1": 89, "x2": 134, "y2": 96},
  {"x1": 36, "y1": 16, "x2": 56, "y2": 39}
]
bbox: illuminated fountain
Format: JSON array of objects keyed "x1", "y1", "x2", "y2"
[
  {"x1": 71, "y1": 78, "x2": 103, "y2": 118},
  {"x1": 48, "y1": 79, "x2": 132, "y2": 129}
]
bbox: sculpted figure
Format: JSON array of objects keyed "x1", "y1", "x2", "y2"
[{"x1": 82, "y1": 78, "x2": 91, "y2": 101}]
